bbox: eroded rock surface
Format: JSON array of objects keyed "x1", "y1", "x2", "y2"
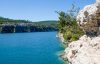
[
  {"x1": 62, "y1": 0, "x2": 100, "y2": 64},
  {"x1": 62, "y1": 35, "x2": 100, "y2": 64},
  {"x1": 77, "y1": 0, "x2": 100, "y2": 36}
]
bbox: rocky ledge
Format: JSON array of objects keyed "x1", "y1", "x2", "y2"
[
  {"x1": 61, "y1": 0, "x2": 100, "y2": 64},
  {"x1": 61, "y1": 35, "x2": 100, "y2": 64}
]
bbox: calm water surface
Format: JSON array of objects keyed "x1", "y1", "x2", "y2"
[{"x1": 0, "y1": 32, "x2": 64, "y2": 64}]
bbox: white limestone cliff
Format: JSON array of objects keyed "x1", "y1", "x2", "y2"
[
  {"x1": 77, "y1": 0, "x2": 100, "y2": 36},
  {"x1": 61, "y1": 0, "x2": 100, "y2": 64},
  {"x1": 61, "y1": 35, "x2": 100, "y2": 64}
]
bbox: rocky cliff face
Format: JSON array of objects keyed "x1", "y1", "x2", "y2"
[
  {"x1": 61, "y1": 0, "x2": 100, "y2": 64},
  {"x1": 77, "y1": 0, "x2": 100, "y2": 36},
  {"x1": 62, "y1": 35, "x2": 100, "y2": 64},
  {"x1": 0, "y1": 25, "x2": 58, "y2": 33}
]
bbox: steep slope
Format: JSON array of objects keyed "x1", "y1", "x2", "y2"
[{"x1": 61, "y1": 0, "x2": 100, "y2": 64}]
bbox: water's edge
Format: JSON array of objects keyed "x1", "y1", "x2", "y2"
[{"x1": 56, "y1": 32, "x2": 69, "y2": 64}]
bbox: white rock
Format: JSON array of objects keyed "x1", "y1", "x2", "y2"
[
  {"x1": 63, "y1": 35, "x2": 100, "y2": 64},
  {"x1": 77, "y1": 0, "x2": 100, "y2": 36},
  {"x1": 61, "y1": 0, "x2": 100, "y2": 64}
]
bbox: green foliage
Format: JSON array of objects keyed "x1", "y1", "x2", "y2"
[
  {"x1": 0, "y1": 17, "x2": 58, "y2": 33},
  {"x1": 56, "y1": 11, "x2": 66, "y2": 32},
  {"x1": 0, "y1": 17, "x2": 58, "y2": 30},
  {"x1": 71, "y1": 34, "x2": 79, "y2": 41},
  {"x1": 63, "y1": 31, "x2": 72, "y2": 41},
  {"x1": 57, "y1": 4, "x2": 84, "y2": 43},
  {"x1": 32, "y1": 20, "x2": 58, "y2": 29},
  {"x1": 0, "y1": 17, "x2": 30, "y2": 24}
]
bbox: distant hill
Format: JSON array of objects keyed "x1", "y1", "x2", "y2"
[
  {"x1": 0, "y1": 17, "x2": 58, "y2": 33},
  {"x1": 0, "y1": 17, "x2": 31, "y2": 24}
]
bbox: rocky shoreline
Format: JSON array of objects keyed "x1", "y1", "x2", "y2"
[
  {"x1": 0, "y1": 22, "x2": 58, "y2": 33},
  {"x1": 59, "y1": 0, "x2": 100, "y2": 64},
  {"x1": 60, "y1": 35, "x2": 100, "y2": 64}
]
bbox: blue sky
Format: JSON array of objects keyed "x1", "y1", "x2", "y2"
[{"x1": 0, "y1": 0, "x2": 95, "y2": 21}]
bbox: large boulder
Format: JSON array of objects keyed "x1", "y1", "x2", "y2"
[{"x1": 77, "y1": 0, "x2": 100, "y2": 36}]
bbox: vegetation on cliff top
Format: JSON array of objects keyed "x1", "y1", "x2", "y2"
[
  {"x1": 57, "y1": 4, "x2": 84, "y2": 43},
  {"x1": 0, "y1": 17, "x2": 58, "y2": 33}
]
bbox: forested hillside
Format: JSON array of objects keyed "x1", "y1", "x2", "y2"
[{"x1": 0, "y1": 17, "x2": 58, "y2": 33}]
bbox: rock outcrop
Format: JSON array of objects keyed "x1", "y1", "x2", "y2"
[
  {"x1": 61, "y1": 0, "x2": 100, "y2": 64},
  {"x1": 77, "y1": 0, "x2": 100, "y2": 36},
  {"x1": 62, "y1": 35, "x2": 100, "y2": 64}
]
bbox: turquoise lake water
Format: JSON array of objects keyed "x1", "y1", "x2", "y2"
[{"x1": 0, "y1": 32, "x2": 64, "y2": 64}]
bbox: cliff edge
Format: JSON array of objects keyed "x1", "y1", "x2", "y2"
[{"x1": 61, "y1": 0, "x2": 100, "y2": 64}]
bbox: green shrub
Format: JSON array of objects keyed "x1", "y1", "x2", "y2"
[
  {"x1": 63, "y1": 31, "x2": 72, "y2": 41},
  {"x1": 57, "y1": 11, "x2": 84, "y2": 43},
  {"x1": 71, "y1": 34, "x2": 79, "y2": 41},
  {"x1": 57, "y1": 4, "x2": 84, "y2": 46}
]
